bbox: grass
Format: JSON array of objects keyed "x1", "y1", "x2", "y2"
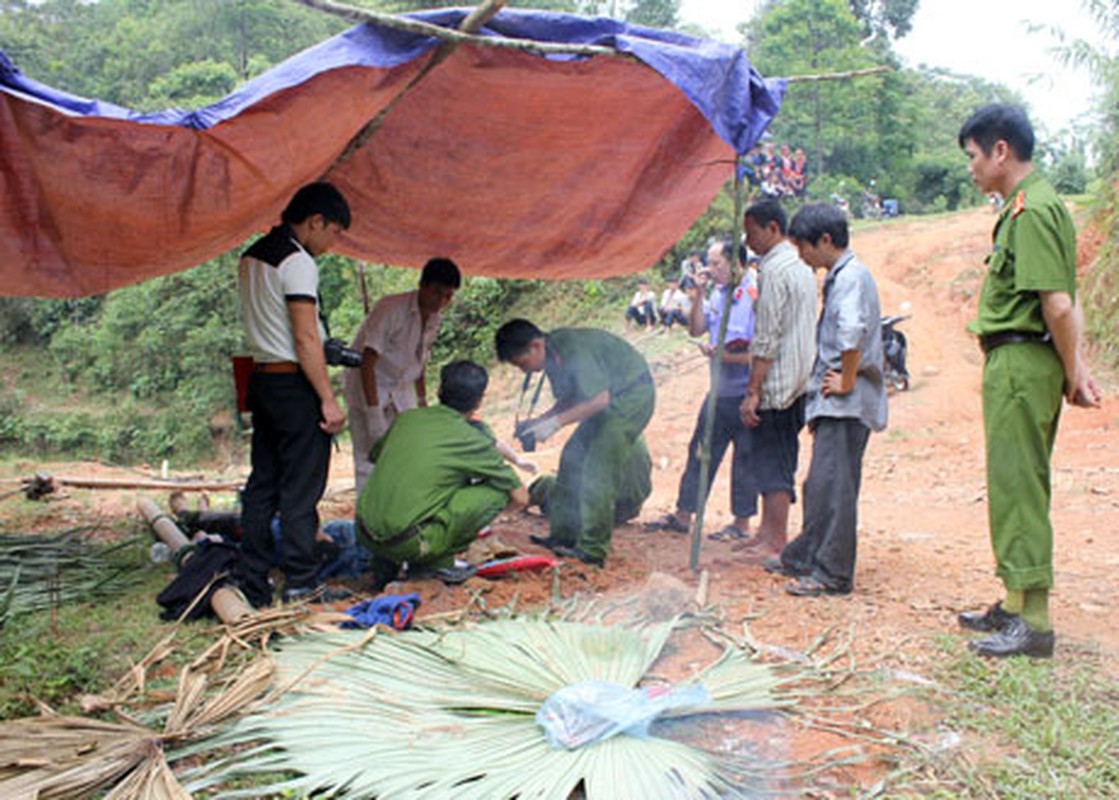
[
  {"x1": 889, "y1": 636, "x2": 1119, "y2": 799},
  {"x1": 0, "y1": 544, "x2": 185, "y2": 720}
]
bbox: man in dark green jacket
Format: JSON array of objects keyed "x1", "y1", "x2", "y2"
[
  {"x1": 356, "y1": 361, "x2": 527, "y2": 583},
  {"x1": 495, "y1": 319, "x2": 654, "y2": 566}
]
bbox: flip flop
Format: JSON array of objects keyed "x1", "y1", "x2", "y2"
[
  {"x1": 643, "y1": 514, "x2": 689, "y2": 534},
  {"x1": 762, "y1": 555, "x2": 800, "y2": 577},
  {"x1": 707, "y1": 524, "x2": 749, "y2": 543}
]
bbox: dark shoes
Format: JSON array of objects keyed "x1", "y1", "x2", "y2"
[
  {"x1": 762, "y1": 555, "x2": 802, "y2": 578},
  {"x1": 529, "y1": 534, "x2": 563, "y2": 551},
  {"x1": 785, "y1": 574, "x2": 850, "y2": 597},
  {"x1": 552, "y1": 544, "x2": 605, "y2": 568},
  {"x1": 968, "y1": 615, "x2": 1055, "y2": 659},
  {"x1": 407, "y1": 564, "x2": 477, "y2": 585},
  {"x1": 958, "y1": 601, "x2": 1015, "y2": 633},
  {"x1": 643, "y1": 514, "x2": 690, "y2": 534},
  {"x1": 281, "y1": 583, "x2": 353, "y2": 604}
]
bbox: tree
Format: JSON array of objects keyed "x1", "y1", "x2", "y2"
[
  {"x1": 748, "y1": 0, "x2": 881, "y2": 178},
  {"x1": 847, "y1": 0, "x2": 920, "y2": 41}
]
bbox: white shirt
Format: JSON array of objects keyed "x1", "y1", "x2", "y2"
[
  {"x1": 238, "y1": 237, "x2": 323, "y2": 363},
  {"x1": 343, "y1": 290, "x2": 442, "y2": 411}
]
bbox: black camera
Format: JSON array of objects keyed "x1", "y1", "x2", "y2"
[
  {"x1": 680, "y1": 275, "x2": 697, "y2": 291},
  {"x1": 323, "y1": 337, "x2": 363, "y2": 368},
  {"x1": 514, "y1": 420, "x2": 537, "y2": 453}
]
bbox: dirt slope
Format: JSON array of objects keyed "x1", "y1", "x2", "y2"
[{"x1": 465, "y1": 206, "x2": 1119, "y2": 674}]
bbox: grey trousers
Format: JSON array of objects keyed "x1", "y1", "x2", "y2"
[{"x1": 780, "y1": 417, "x2": 870, "y2": 589}]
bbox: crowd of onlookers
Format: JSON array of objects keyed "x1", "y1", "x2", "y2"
[
  {"x1": 742, "y1": 140, "x2": 808, "y2": 201},
  {"x1": 624, "y1": 247, "x2": 759, "y2": 333}
]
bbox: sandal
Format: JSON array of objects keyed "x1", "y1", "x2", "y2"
[
  {"x1": 643, "y1": 514, "x2": 689, "y2": 534},
  {"x1": 707, "y1": 524, "x2": 749, "y2": 543},
  {"x1": 763, "y1": 555, "x2": 801, "y2": 577},
  {"x1": 785, "y1": 575, "x2": 850, "y2": 597}
]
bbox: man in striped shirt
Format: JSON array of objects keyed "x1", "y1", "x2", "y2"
[{"x1": 737, "y1": 200, "x2": 818, "y2": 559}]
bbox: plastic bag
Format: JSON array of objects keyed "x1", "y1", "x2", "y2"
[{"x1": 535, "y1": 679, "x2": 710, "y2": 750}]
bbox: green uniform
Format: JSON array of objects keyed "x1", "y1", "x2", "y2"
[
  {"x1": 356, "y1": 405, "x2": 520, "y2": 568},
  {"x1": 541, "y1": 328, "x2": 655, "y2": 561},
  {"x1": 972, "y1": 172, "x2": 1076, "y2": 590}
]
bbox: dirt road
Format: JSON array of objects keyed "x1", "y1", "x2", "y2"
[{"x1": 467, "y1": 206, "x2": 1119, "y2": 675}]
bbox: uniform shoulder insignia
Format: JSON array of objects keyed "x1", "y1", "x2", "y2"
[{"x1": 1011, "y1": 190, "x2": 1026, "y2": 218}]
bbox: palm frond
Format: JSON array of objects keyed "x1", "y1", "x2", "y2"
[{"x1": 183, "y1": 617, "x2": 788, "y2": 798}]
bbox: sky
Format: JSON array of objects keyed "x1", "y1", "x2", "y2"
[{"x1": 676, "y1": 0, "x2": 1103, "y2": 135}]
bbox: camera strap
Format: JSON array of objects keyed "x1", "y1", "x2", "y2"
[{"x1": 515, "y1": 371, "x2": 546, "y2": 427}]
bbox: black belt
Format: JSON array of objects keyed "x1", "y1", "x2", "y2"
[
  {"x1": 617, "y1": 371, "x2": 653, "y2": 396},
  {"x1": 979, "y1": 331, "x2": 1052, "y2": 354}
]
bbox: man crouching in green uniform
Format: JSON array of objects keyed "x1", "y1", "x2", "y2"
[
  {"x1": 356, "y1": 360, "x2": 528, "y2": 586},
  {"x1": 956, "y1": 104, "x2": 1102, "y2": 658},
  {"x1": 495, "y1": 319, "x2": 655, "y2": 567}
]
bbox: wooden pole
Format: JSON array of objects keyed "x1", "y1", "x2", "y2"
[
  {"x1": 313, "y1": 0, "x2": 512, "y2": 171},
  {"x1": 55, "y1": 476, "x2": 243, "y2": 492},
  {"x1": 137, "y1": 498, "x2": 253, "y2": 624},
  {"x1": 689, "y1": 157, "x2": 745, "y2": 572}
]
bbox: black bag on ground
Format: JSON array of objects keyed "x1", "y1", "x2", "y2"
[{"x1": 156, "y1": 540, "x2": 246, "y2": 621}]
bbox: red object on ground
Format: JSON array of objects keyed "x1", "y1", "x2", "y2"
[{"x1": 474, "y1": 555, "x2": 557, "y2": 578}]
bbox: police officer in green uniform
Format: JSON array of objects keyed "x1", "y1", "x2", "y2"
[
  {"x1": 495, "y1": 319, "x2": 655, "y2": 566},
  {"x1": 956, "y1": 104, "x2": 1101, "y2": 658},
  {"x1": 356, "y1": 361, "x2": 527, "y2": 584}
]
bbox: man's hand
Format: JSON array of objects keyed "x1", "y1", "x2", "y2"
[
  {"x1": 821, "y1": 369, "x2": 851, "y2": 397},
  {"x1": 740, "y1": 389, "x2": 761, "y2": 428},
  {"x1": 320, "y1": 397, "x2": 346, "y2": 435},
  {"x1": 1067, "y1": 369, "x2": 1102, "y2": 408},
  {"x1": 523, "y1": 416, "x2": 561, "y2": 444},
  {"x1": 514, "y1": 456, "x2": 539, "y2": 474}
]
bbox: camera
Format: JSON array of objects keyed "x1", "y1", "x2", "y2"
[
  {"x1": 680, "y1": 276, "x2": 697, "y2": 291},
  {"x1": 323, "y1": 337, "x2": 363, "y2": 368},
  {"x1": 514, "y1": 420, "x2": 537, "y2": 453}
]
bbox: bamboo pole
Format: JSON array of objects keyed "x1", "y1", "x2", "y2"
[
  {"x1": 312, "y1": 0, "x2": 514, "y2": 171},
  {"x1": 137, "y1": 499, "x2": 253, "y2": 624},
  {"x1": 53, "y1": 476, "x2": 243, "y2": 492},
  {"x1": 689, "y1": 156, "x2": 745, "y2": 572}
]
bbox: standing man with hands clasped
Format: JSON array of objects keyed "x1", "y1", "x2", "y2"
[
  {"x1": 764, "y1": 203, "x2": 886, "y2": 597},
  {"x1": 956, "y1": 104, "x2": 1101, "y2": 659},
  {"x1": 237, "y1": 182, "x2": 352, "y2": 606}
]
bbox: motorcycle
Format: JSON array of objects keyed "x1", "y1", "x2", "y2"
[{"x1": 881, "y1": 315, "x2": 910, "y2": 391}]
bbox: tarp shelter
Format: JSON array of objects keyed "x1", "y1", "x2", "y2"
[{"x1": 0, "y1": 7, "x2": 783, "y2": 298}]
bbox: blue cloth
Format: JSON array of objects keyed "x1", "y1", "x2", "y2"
[
  {"x1": 0, "y1": 9, "x2": 783, "y2": 153},
  {"x1": 341, "y1": 593, "x2": 422, "y2": 631},
  {"x1": 704, "y1": 278, "x2": 756, "y2": 397},
  {"x1": 267, "y1": 518, "x2": 370, "y2": 581}
]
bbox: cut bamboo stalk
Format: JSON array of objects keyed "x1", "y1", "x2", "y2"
[
  {"x1": 57, "y1": 476, "x2": 243, "y2": 492},
  {"x1": 137, "y1": 498, "x2": 254, "y2": 624}
]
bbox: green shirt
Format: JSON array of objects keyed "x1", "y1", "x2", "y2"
[
  {"x1": 357, "y1": 405, "x2": 520, "y2": 538},
  {"x1": 972, "y1": 172, "x2": 1077, "y2": 337},
  {"x1": 545, "y1": 328, "x2": 650, "y2": 407}
]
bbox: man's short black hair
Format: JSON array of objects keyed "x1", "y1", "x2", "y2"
[
  {"x1": 495, "y1": 318, "x2": 544, "y2": 362},
  {"x1": 438, "y1": 360, "x2": 488, "y2": 413},
  {"x1": 711, "y1": 238, "x2": 735, "y2": 263},
  {"x1": 788, "y1": 203, "x2": 849, "y2": 248},
  {"x1": 281, "y1": 182, "x2": 351, "y2": 229},
  {"x1": 957, "y1": 103, "x2": 1035, "y2": 161},
  {"x1": 420, "y1": 257, "x2": 462, "y2": 288},
  {"x1": 744, "y1": 200, "x2": 788, "y2": 234}
]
